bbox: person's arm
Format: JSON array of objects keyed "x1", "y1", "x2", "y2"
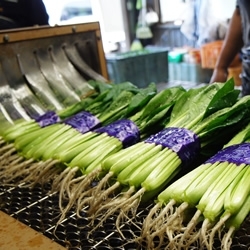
[{"x1": 210, "y1": 7, "x2": 243, "y2": 83}]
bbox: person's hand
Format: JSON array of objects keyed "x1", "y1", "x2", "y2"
[{"x1": 210, "y1": 68, "x2": 228, "y2": 83}]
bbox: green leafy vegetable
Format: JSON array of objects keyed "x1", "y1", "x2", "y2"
[{"x1": 139, "y1": 121, "x2": 250, "y2": 249}]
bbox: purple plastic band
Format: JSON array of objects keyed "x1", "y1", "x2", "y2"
[
  {"x1": 63, "y1": 111, "x2": 100, "y2": 134},
  {"x1": 35, "y1": 111, "x2": 60, "y2": 127},
  {"x1": 206, "y1": 143, "x2": 250, "y2": 165},
  {"x1": 94, "y1": 119, "x2": 140, "y2": 148},
  {"x1": 145, "y1": 127, "x2": 200, "y2": 166}
]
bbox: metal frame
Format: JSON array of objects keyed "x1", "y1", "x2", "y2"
[{"x1": 0, "y1": 22, "x2": 108, "y2": 80}]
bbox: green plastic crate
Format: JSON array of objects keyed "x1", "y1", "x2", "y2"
[
  {"x1": 106, "y1": 47, "x2": 169, "y2": 88},
  {"x1": 168, "y1": 62, "x2": 213, "y2": 83}
]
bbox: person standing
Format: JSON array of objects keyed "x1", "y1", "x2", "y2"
[
  {"x1": 210, "y1": 0, "x2": 250, "y2": 96},
  {"x1": 0, "y1": 0, "x2": 49, "y2": 29}
]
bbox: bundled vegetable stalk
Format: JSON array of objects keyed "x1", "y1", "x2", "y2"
[
  {"x1": 0, "y1": 93, "x2": 38, "y2": 170},
  {"x1": 2, "y1": 80, "x2": 138, "y2": 139},
  {"x1": 82, "y1": 79, "x2": 250, "y2": 233},
  {"x1": 0, "y1": 80, "x2": 110, "y2": 166},
  {"x1": 0, "y1": 80, "x2": 151, "y2": 191},
  {"x1": 139, "y1": 122, "x2": 250, "y2": 250},
  {"x1": 2, "y1": 82, "x2": 156, "y2": 181}
]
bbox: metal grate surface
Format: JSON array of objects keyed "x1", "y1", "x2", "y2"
[{"x1": 0, "y1": 183, "x2": 250, "y2": 249}]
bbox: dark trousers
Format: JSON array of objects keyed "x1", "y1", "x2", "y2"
[{"x1": 241, "y1": 49, "x2": 250, "y2": 96}]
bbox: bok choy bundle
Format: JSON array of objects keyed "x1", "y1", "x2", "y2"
[
  {"x1": 0, "y1": 81, "x2": 139, "y2": 185},
  {"x1": 140, "y1": 122, "x2": 250, "y2": 250},
  {"x1": 0, "y1": 82, "x2": 156, "y2": 182}
]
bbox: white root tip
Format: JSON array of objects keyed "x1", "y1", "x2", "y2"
[
  {"x1": 222, "y1": 226, "x2": 235, "y2": 250},
  {"x1": 87, "y1": 181, "x2": 121, "y2": 215},
  {"x1": 209, "y1": 213, "x2": 231, "y2": 249},
  {"x1": 178, "y1": 209, "x2": 202, "y2": 249}
]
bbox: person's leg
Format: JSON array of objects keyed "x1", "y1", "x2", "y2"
[
  {"x1": 240, "y1": 51, "x2": 250, "y2": 96},
  {"x1": 241, "y1": 72, "x2": 250, "y2": 96}
]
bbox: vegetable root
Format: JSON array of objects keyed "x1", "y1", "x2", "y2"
[
  {"x1": 51, "y1": 166, "x2": 75, "y2": 192},
  {"x1": 115, "y1": 198, "x2": 141, "y2": 239},
  {"x1": 0, "y1": 137, "x2": 6, "y2": 145},
  {"x1": 87, "y1": 181, "x2": 120, "y2": 215},
  {"x1": 221, "y1": 227, "x2": 234, "y2": 250},
  {"x1": 87, "y1": 195, "x2": 126, "y2": 237},
  {"x1": 58, "y1": 168, "x2": 101, "y2": 219},
  {"x1": 145, "y1": 202, "x2": 189, "y2": 249},
  {"x1": 76, "y1": 192, "x2": 94, "y2": 217},
  {"x1": 175, "y1": 227, "x2": 200, "y2": 250},
  {"x1": 200, "y1": 218, "x2": 212, "y2": 249},
  {"x1": 90, "y1": 172, "x2": 114, "y2": 198},
  {"x1": 140, "y1": 199, "x2": 176, "y2": 243},
  {"x1": 0, "y1": 158, "x2": 34, "y2": 184},
  {"x1": 0, "y1": 154, "x2": 23, "y2": 172},
  {"x1": 143, "y1": 217, "x2": 185, "y2": 250},
  {"x1": 166, "y1": 226, "x2": 182, "y2": 250},
  {"x1": 0, "y1": 143, "x2": 15, "y2": 155},
  {"x1": 57, "y1": 167, "x2": 80, "y2": 214},
  {"x1": 0, "y1": 147, "x2": 17, "y2": 167},
  {"x1": 23, "y1": 159, "x2": 61, "y2": 187},
  {"x1": 140, "y1": 202, "x2": 162, "y2": 241},
  {"x1": 0, "y1": 156, "x2": 59, "y2": 188},
  {"x1": 5, "y1": 154, "x2": 24, "y2": 167},
  {"x1": 177, "y1": 209, "x2": 202, "y2": 249},
  {"x1": 208, "y1": 213, "x2": 231, "y2": 250},
  {"x1": 115, "y1": 188, "x2": 145, "y2": 227},
  {"x1": 88, "y1": 186, "x2": 138, "y2": 234}
]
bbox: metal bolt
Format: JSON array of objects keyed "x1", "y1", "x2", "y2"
[
  {"x1": 3, "y1": 34, "x2": 9, "y2": 42},
  {"x1": 72, "y1": 26, "x2": 77, "y2": 33}
]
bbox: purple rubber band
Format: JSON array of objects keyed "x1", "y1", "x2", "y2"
[
  {"x1": 145, "y1": 127, "x2": 200, "y2": 166},
  {"x1": 63, "y1": 111, "x2": 101, "y2": 134},
  {"x1": 35, "y1": 110, "x2": 60, "y2": 127},
  {"x1": 94, "y1": 119, "x2": 140, "y2": 148},
  {"x1": 206, "y1": 143, "x2": 250, "y2": 165}
]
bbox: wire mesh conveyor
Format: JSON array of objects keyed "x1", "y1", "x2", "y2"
[{"x1": 0, "y1": 183, "x2": 249, "y2": 250}]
